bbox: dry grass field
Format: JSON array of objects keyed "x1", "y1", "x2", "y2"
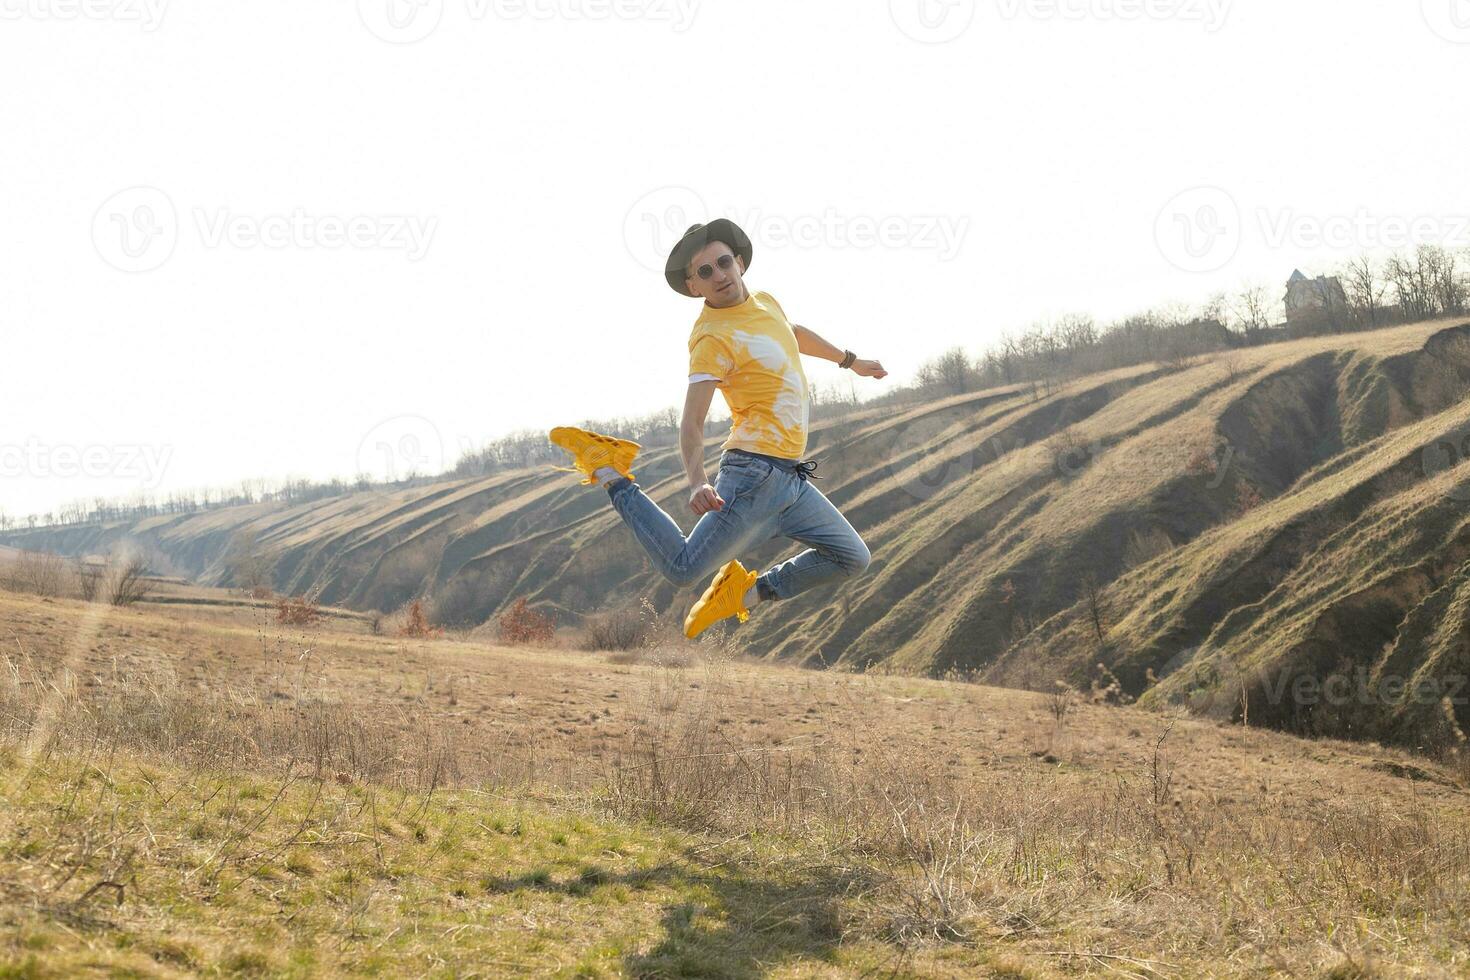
[
  {"x1": 10, "y1": 319, "x2": 1470, "y2": 759},
  {"x1": 3, "y1": 585, "x2": 1469, "y2": 977}
]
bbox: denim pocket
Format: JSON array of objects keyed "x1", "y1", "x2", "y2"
[{"x1": 716, "y1": 457, "x2": 773, "y2": 505}]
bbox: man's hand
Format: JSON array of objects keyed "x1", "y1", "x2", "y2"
[
  {"x1": 852, "y1": 358, "x2": 888, "y2": 379},
  {"x1": 689, "y1": 483, "x2": 725, "y2": 516}
]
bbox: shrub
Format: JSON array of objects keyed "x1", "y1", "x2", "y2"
[
  {"x1": 10, "y1": 550, "x2": 64, "y2": 597},
  {"x1": 584, "y1": 606, "x2": 647, "y2": 651},
  {"x1": 275, "y1": 595, "x2": 321, "y2": 626},
  {"x1": 428, "y1": 577, "x2": 483, "y2": 629},
  {"x1": 497, "y1": 597, "x2": 554, "y2": 646},
  {"x1": 1090, "y1": 661, "x2": 1133, "y2": 705},
  {"x1": 1124, "y1": 527, "x2": 1175, "y2": 567},
  {"x1": 1185, "y1": 445, "x2": 1219, "y2": 478},
  {"x1": 398, "y1": 599, "x2": 444, "y2": 639},
  {"x1": 1050, "y1": 680, "x2": 1075, "y2": 727},
  {"x1": 1233, "y1": 481, "x2": 1265, "y2": 516},
  {"x1": 107, "y1": 558, "x2": 151, "y2": 607},
  {"x1": 73, "y1": 558, "x2": 102, "y2": 603}
]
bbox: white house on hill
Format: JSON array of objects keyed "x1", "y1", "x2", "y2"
[{"x1": 1284, "y1": 269, "x2": 1348, "y2": 326}]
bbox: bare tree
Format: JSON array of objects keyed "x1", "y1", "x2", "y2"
[
  {"x1": 1055, "y1": 314, "x2": 1098, "y2": 355},
  {"x1": 1342, "y1": 255, "x2": 1386, "y2": 328},
  {"x1": 1219, "y1": 350, "x2": 1248, "y2": 384},
  {"x1": 1232, "y1": 284, "x2": 1273, "y2": 344},
  {"x1": 107, "y1": 558, "x2": 151, "y2": 606},
  {"x1": 1422, "y1": 244, "x2": 1466, "y2": 316},
  {"x1": 73, "y1": 558, "x2": 102, "y2": 602},
  {"x1": 916, "y1": 347, "x2": 975, "y2": 396},
  {"x1": 1310, "y1": 277, "x2": 1346, "y2": 333},
  {"x1": 1198, "y1": 292, "x2": 1230, "y2": 326},
  {"x1": 11, "y1": 550, "x2": 65, "y2": 597},
  {"x1": 1081, "y1": 572, "x2": 1107, "y2": 643},
  {"x1": 1385, "y1": 250, "x2": 1435, "y2": 321}
]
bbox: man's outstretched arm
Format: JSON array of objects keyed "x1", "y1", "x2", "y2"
[
  {"x1": 681, "y1": 380, "x2": 725, "y2": 516},
  {"x1": 792, "y1": 324, "x2": 888, "y2": 378}
]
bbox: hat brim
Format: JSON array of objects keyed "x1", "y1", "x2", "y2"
[{"x1": 664, "y1": 219, "x2": 754, "y2": 296}]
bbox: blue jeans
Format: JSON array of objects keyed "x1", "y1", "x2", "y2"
[{"x1": 606, "y1": 451, "x2": 871, "y2": 600}]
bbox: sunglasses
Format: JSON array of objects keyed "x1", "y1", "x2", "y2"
[{"x1": 691, "y1": 253, "x2": 737, "y2": 281}]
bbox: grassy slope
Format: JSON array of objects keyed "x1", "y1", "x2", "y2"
[
  {"x1": 9, "y1": 320, "x2": 1470, "y2": 747},
  {"x1": 2, "y1": 751, "x2": 962, "y2": 979},
  {"x1": 3, "y1": 590, "x2": 1470, "y2": 977},
  {"x1": 981, "y1": 320, "x2": 1470, "y2": 746}
]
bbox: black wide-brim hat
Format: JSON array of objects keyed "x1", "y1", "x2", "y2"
[{"x1": 664, "y1": 218, "x2": 753, "y2": 296}]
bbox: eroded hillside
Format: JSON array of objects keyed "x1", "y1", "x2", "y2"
[{"x1": 11, "y1": 318, "x2": 1470, "y2": 749}]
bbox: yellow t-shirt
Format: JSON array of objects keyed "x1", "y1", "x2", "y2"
[{"x1": 687, "y1": 290, "x2": 810, "y2": 460}]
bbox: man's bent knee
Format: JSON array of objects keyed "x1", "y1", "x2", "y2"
[{"x1": 840, "y1": 539, "x2": 871, "y2": 577}]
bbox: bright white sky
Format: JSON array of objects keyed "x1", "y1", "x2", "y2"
[{"x1": 2, "y1": 0, "x2": 1466, "y2": 520}]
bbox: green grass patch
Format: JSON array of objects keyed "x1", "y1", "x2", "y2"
[{"x1": 0, "y1": 752, "x2": 957, "y2": 978}]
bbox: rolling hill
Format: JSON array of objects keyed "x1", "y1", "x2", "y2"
[{"x1": 11, "y1": 317, "x2": 1470, "y2": 752}]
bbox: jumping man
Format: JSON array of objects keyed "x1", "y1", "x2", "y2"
[{"x1": 549, "y1": 218, "x2": 887, "y2": 638}]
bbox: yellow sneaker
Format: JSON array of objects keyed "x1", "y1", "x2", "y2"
[
  {"x1": 548, "y1": 426, "x2": 640, "y2": 485},
  {"x1": 683, "y1": 559, "x2": 759, "y2": 638}
]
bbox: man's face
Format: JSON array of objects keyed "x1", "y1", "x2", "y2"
[{"x1": 684, "y1": 241, "x2": 748, "y2": 307}]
